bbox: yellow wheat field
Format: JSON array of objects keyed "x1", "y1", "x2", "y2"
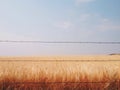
[{"x1": 0, "y1": 55, "x2": 120, "y2": 90}]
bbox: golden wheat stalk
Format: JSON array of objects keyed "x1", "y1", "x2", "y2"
[{"x1": 0, "y1": 55, "x2": 120, "y2": 90}]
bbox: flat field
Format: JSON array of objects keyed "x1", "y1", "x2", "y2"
[{"x1": 0, "y1": 55, "x2": 120, "y2": 90}]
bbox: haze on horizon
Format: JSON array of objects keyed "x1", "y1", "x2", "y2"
[{"x1": 0, "y1": 0, "x2": 120, "y2": 56}]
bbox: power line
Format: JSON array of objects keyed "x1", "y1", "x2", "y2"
[
  {"x1": 1, "y1": 81, "x2": 119, "y2": 84},
  {"x1": 0, "y1": 60, "x2": 120, "y2": 62},
  {"x1": 0, "y1": 40, "x2": 120, "y2": 44}
]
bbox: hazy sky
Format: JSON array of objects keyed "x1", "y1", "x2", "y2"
[{"x1": 0, "y1": 0, "x2": 120, "y2": 56}]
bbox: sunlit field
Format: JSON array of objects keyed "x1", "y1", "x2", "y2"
[{"x1": 0, "y1": 55, "x2": 120, "y2": 90}]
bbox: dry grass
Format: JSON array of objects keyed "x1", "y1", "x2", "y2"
[{"x1": 0, "y1": 55, "x2": 120, "y2": 90}]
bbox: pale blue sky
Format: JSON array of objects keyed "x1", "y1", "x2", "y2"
[{"x1": 0, "y1": 0, "x2": 120, "y2": 56}]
